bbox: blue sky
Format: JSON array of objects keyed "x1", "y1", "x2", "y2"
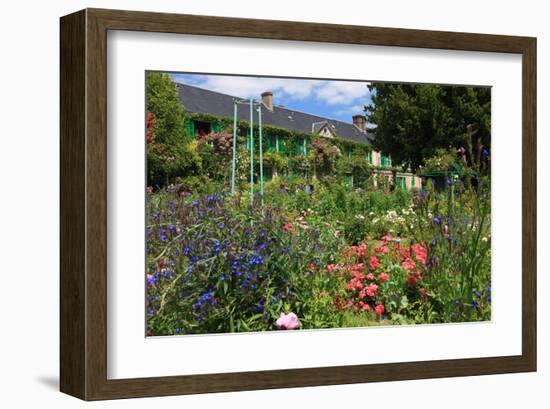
[{"x1": 170, "y1": 73, "x2": 373, "y2": 124}]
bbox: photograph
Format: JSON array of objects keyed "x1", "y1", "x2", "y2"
[{"x1": 145, "y1": 71, "x2": 492, "y2": 336}]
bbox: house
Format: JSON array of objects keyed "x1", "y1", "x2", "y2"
[{"x1": 176, "y1": 83, "x2": 421, "y2": 191}]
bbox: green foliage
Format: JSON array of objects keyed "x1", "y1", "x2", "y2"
[
  {"x1": 422, "y1": 148, "x2": 457, "y2": 173},
  {"x1": 146, "y1": 72, "x2": 200, "y2": 186},
  {"x1": 146, "y1": 72, "x2": 186, "y2": 145},
  {"x1": 366, "y1": 83, "x2": 491, "y2": 172}
]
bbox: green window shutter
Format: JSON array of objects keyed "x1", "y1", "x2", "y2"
[
  {"x1": 186, "y1": 119, "x2": 195, "y2": 138},
  {"x1": 212, "y1": 123, "x2": 221, "y2": 133},
  {"x1": 411, "y1": 177, "x2": 415, "y2": 188},
  {"x1": 367, "y1": 151, "x2": 372, "y2": 164},
  {"x1": 296, "y1": 138, "x2": 303, "y2": 155},
  {"x1": 263, "y1": 167, "x2": 273, "y2": 181},
  {"x1": 305, "y1": 138, "x2": 310, "y2": 155}
]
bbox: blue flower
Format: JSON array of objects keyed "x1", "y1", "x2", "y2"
[
  {"x1": 446, "y1": 178, "x2": 452, "y2": 185},
  {"x1": 433, "y1": 216, "x2": 441, "y2": 224},
  {"x1": 482, "y1": 149, "x2": 489, "y2": 156},
  {"x1": 218, "y1": 222, "x2": 225, "y2": 229},
  {"x1": 175, "y1": 327, "x2": 181, "y2": 334}
]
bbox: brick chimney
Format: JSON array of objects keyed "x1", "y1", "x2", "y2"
[
  {"x1": 261, "y1": 91, "x2": 273, "y2": 111},
  {"x1": 352, "y1": 114, "x2": 367, "y2": 132}
]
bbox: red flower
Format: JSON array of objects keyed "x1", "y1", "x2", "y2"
[
  {"x1": 378, "y1": 272, "x2": 390, "y2": 283},
  {"x1": 407, "y1": 272, "x2": 422, "y2": 288},
  {"x1": 402, "y1": 258, "x2": 416, "y2": 270},
  {"x1": 366, "y1": 273, "x2": 375, "y2": 281},
  {"x1": 365, "y1": 283, "x2": 378, "y2": 297},
  {"x1": 348, "y1": 263, "x2": 365, "y2": 274},
  {"x1": 411, "y1": 244, "x2": 428, "y2": 265},
  {"x1": 357, "y1": 243, "x2": 367, "y2": 258},
  {"x1": 369, "y1": 256, "x2": 380, "y2": 269},
  {"x1": 374, "y1": 245, "x2": 389, "y2": 254},
  {"x1": 283, "y1": 223, "x2": 296, "y2": 234},
  {"x1": 375, "y1": 304, "x2": 385, "y2": 316},
  {"x1": 327, "y1": 264, "x2": 338, "y2": 273}
]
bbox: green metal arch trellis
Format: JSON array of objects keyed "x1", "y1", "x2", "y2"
[{"x1": 231, "y1": 98, "x2": 264, "y2": 205}]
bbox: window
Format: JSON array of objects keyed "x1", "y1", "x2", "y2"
[
  {"x1": 267, "y1": 134, "x2": 277, "y2": 152},
  {"x1": 367, "y1": 151, "x2": 373, "y2": 164},
  {"x1": 194, "y1": 120, "x2": 211, "y2": 137},
  {"x1": 395, "y1": 176, "x2": 407, "y2": 190},
  {"x1": 381, "y1": 153, "x2": 392, "y2": 167},
  {"x1": 263, "y1": 166, "x2": 273, "y2": 182},
  {"x1": 346, "y1": 148, "x2": 352, "y2": 158},
  {"x1": 296, "y1": 137, "x2": 306, "y2": 155}
]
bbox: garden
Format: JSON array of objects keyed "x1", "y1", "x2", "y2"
[{"x1": 145, "y1": 73, "x2": 492, "y2": 336}]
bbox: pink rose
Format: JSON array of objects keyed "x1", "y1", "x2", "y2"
[
  {"x1": 378, "y1": 272, "x2": 390, "y2": 283},
  {"x1": 276, "y1": 312, "x2": 301, "y2": 330},
  {"x1": 375, "y1": 304, "x2": 385, "y2": 316},
  {"x1": 369, "y1": 256, "x2": 380, "y2": 269},
  {"x1": 365, "y1": 283, "x2": 378, "y2": 297}
]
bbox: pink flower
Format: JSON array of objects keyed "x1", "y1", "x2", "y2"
[
  {"x1": 365, "y1": 283, "x2": 378, "y2": 297},
  {"x1": 334, "y1": 230, "x2": 341, "y2": 238},
  {"x1": 374, "y1": 245, "x2": 389, "y2": 254},
  {"x1": 369, "y1": 256, "x2": 380, "y2": 269},
  {"x1": 327, "y1": 264, "x2": 338, "y2": 273},
  {"x1": 283, "y1": 223, "x2": 295, "y2": 234},
  {"x1": 276, "y1": 312, "x2": 301, "y2": 330},
  {"x1": 402, "y1": 258, "x2": 416, "y2": 270},
  {"x1": 366, "y1": 273, "x2": 375, "y2": 281},
  {"x1": 411, "y1": 244, "x2": 427, "y2": 264},
  {"x1": 375, "y1": 304, "x2": 385, "y2": 316},
  {"x1": 378, "y1": 272, "x2": 390, "y2": 283}
]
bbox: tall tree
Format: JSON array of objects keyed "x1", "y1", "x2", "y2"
[
  {"x1": 365, "y1": 83, "x2": 491, "y2": 172},
  {"x1": 146, "y1": 72, "x2": 200, "y2": 186}
]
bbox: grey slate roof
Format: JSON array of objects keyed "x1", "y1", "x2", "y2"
[{"x1": 176, "y1": 83, "x2": 372, "y2": 145}]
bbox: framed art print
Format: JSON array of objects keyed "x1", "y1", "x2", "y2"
[{"x1": 60, "y1": 8, "x2": 536, "y2": 400}]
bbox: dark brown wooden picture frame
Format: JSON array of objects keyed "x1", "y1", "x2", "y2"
[{"x1": 60, "y1": 8, "x2": 537, "y2": 401}]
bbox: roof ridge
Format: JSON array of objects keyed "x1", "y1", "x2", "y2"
[{"x1": 175, "y1": 82, "x2": 366, "y2": 129}]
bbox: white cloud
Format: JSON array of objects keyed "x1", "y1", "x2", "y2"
[
  {"x1": 333, "y1": 104, "x2": 367, "y2": 117},
  {"x1": 179, "y1": 75, "x2": 323, "y2": 101},
  {"x1": 173, "y1": 74, "x2": 372, "y2": 110},
  {"x1": 314, "y1": 81, "x2": 371, "y2": 105}
]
